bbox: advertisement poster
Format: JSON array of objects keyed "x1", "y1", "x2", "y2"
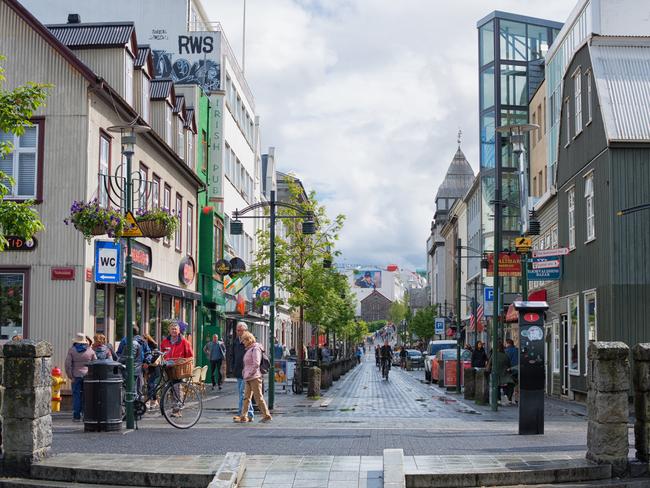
[
  {"x1": 274, "y1": 360, "x2": 288, "y2": 386},
  {"x1": 353, "y1": 269, "x2": 382, "y2": 288}
]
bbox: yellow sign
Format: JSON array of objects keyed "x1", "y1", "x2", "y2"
[
  {"x1": 515, "y1": 236, "x2": 532, "y2": 252},
  {"x1": 120, "y1": 211, "x2": 143, "y2": 237}
]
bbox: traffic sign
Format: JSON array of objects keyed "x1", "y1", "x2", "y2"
[
  {"x1": 120, "y1": 211, "x2": 143, "y2": 237},
  {"x1": 435, "y1": 318, "x2": 445, "y2": 335},
  {"x1": 94, "y1": 240, "x2": 122, "y2": 283},
  {"x1": 515, "y1": 236, "x2": 532, "y2": 253},
  {"x1": 484, "y1": 287, "x2": 494, "y2": 302},
  {"x1": 527, "y1": 256, "x2": 561, "y2": 281},
  {"x1": 532, "y1": 247, "x2": 570, "y2": 258}
]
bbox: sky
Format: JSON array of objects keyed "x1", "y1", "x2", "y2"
[{"x1": 205, "y1": 0, "x2": 573, "y2": 271}]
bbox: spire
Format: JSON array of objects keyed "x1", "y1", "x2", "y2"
[{"x1": 457, "y1": 128, "x2": 462, "y2": 149}]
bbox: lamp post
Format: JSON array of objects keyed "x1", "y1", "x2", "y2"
[
  {"x1": 106, "y1": 124, "x2": 150, "y2": 430},
  {"x1": 230, "y1": 190, "x2": 315, "y2": 409}
]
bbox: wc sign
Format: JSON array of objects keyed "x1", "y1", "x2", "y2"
[{"x1": 94, "y1": 241, "x2": 122, "y2": 284}]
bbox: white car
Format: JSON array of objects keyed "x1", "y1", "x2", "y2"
[{"x1": 423, "y1": 340, "x2": 457, "y2": 382}]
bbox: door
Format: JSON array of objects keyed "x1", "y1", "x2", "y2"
[{"x1": 561, "y1": 314, "x2": 569, "y2": 396}]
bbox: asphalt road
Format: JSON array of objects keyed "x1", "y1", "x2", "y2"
[{"x1": 52, "y1": 356, "x2": 589, "y2": 456}]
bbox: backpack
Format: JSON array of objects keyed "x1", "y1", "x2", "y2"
[{"x1": 259, "y1": 346, "x2": 271, "y2": 375}]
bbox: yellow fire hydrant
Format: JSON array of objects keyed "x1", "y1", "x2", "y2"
[{"x1": 51, "y1": 367, "x2": 65, "y2": 412}]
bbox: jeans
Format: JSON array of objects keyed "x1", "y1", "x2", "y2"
[
  {"x1": 147, "y1": 366, "x2": 159, "y2": 401},
  {"x1": 210, "y1": 359, "x2": 223, "y2": 386},
  {"x1": 242, "y1": 378, "x2": 271, "y2": 418},
  {"x1": 237, "y1": 377, "x2": 254, "y2": 419},
  {"x1": 72, "y1": 377, "x2": 84, "y2": 419}
]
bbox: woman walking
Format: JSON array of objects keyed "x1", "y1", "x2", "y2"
[
  {"x1": 488, "y1": 343, "x2": 515, "y2": 405},
  {"x1": 235, "y1": 331, "x2": 272, "y2": 423}
]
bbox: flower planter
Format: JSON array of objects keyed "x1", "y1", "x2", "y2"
[
  {"x1": 137, "y1": 220, "x2": 171, "y2": 239},
  {"x1": 91, "y1": 225, "x2": 107, "y2": 236}
]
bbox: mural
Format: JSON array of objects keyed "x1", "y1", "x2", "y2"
[{"x1": 153, "y1": 50, "x2": 220, "y2": 92}]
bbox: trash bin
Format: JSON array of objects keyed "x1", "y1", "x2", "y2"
[{"x1": 84, "y1": 360, "x2": 123, "y2": 432}]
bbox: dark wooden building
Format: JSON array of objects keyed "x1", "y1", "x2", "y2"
[
  {"x1": 556, "y1": 35, "x2": 650, "y2": 399},
  {"x1": 360, "y1": 290, "x2": 392, "y2": 323}
]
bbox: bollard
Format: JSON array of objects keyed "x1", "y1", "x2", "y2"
[
  {"x1": 308, "y1": 367, "x2": 321, "y2": 398},
  {"x1": 474, "y1": 368, "x2": 489, "y2": 405},
  {"x1": 586, "y1": 341, "x2": 630, "y2": 476},
  {"x1": 633, "y1": 344, "x2": 650, "y2": 463},
  {"x1": 464, "y1": 367, "x2": 476, "y2": 400},
  {"x1": 1, "y1": 340, "x2": 53, "y2": 476}
]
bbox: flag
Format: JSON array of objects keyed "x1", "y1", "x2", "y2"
[
  {"x1": 476, "y1": 304, "x2": 484, "y2": 325},
  {"x1": 469, "y1": 313, "x2": 475, "y2": 332}
]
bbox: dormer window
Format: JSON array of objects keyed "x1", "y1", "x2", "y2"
[
  {"x1": 187, "y1": 131, "x2": 194, "y2": 169},
  {"x1": 141, "y1": 75, "x2": 150, "y2": 123},
  {"x1": 124, "y1": 55, "x2": 133, "y2": 106},
  {"x1": 177, "y1": 119, "x2": 185, "y2": 160},
  {"x1": 165, "y1": 106, "x2": 172, "y2": 146}
]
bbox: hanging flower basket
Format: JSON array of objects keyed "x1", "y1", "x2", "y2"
[
  {"x1": 136, "y1": 207, "x2": 179, "y2": 240},
  {"x1": 64, "y1": 200, "x2": 126, "y2": 243}
]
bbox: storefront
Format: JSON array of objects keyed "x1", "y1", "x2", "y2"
[{"x1": 0, "y1": 267, "x2": 30, "y2": 343}]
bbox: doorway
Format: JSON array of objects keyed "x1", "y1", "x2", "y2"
[{"x1": 561, "y1": 313, "x2": 569, "y2": 396}]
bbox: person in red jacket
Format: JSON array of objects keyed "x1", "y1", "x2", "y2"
[{"x1": 160, "y1": 322, "x2": 193, "y2": 360}]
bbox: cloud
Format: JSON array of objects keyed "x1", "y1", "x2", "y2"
[{"x1": 207, "y1": 0, "x2": 572, "y2": 270}]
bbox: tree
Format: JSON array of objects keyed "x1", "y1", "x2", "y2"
[
  {"x1": 410, "y1": 306, "x2": 438, "y2": 343},
  {"x1": 367, "y1": 320, "x2": 387, "y2": 333},
  {"x1": 0, "y1": 56, "x2": 47, "y2": 250}
]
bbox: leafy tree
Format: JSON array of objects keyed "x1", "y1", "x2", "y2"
[
  {"x1": 0, "y1": 56, "x2": 48, "y2": 250},
  {"x1": 389, "y1": 294, "x2": 409, "y2": 326},
  {"x1": 410, "y1": 306, "x2": 437, "y2": 342},
  {"x1": 367, "y1": 320, "x2": 387, "y2": 333}
]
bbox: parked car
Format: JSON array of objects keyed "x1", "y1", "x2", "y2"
[
  {"x1": 392, "y1": 351, "x2": 401, "y2": 366},
  {"x1": 406, "y1": 349, "x2": 424, "y2": 369},
  {"x1": 424, "y1": 340, "x2": 457, "y2": 381},
  {"x1": 431, "y1": 348, "x2": 471, "y2": 386}
]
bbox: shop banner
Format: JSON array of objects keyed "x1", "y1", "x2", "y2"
[
  {"x1": 485, "y1": 252, "x2": 521, "y2": 277},
  {"x1": 208, "y1": 94, "x2": 224, "y2": 213}
]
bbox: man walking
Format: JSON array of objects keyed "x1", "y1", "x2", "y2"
[
  {"x1": 204, "y1": 334, "x2": 226, "y2": 390},
  {"x1": 233, "y1": 322, "x2": 254, "y2": 422}
]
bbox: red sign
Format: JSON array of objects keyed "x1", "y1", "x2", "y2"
[
  {"x1": 51, "y1": 267, "x2": 75, "y2": 280},
  {"x1": 485, "y1": 252, "x2": 521, "y2": 277},
  {"x1": 524, "y1": 312, "x2": 540, "y2": 323},
  {"x1": 85, "y1": 268, "x2": 92, "y2": 282}
]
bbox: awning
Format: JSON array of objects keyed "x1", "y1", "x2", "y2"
[
  {"x1": 132, "y1": 276, "x2": 201, "y2": 300},
  {"x1": 225, "y1": 311, "x2": 269, "y2": 324}
]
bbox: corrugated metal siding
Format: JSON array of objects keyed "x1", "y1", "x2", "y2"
[
  {"x1": 591, "y1": 42, "x2": 650, "y2": 142},
  {"x1": 75, "y1": 48, "x2": 124, "y2": 99},
  {"x1": 150, "y1": 102, "x2": 166, "y2": 142},
  {"x1": 47, "y1": 23, "x2": 133, "y2": 48}
]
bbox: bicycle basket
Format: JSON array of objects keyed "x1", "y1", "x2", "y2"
[{"x1": 165, "y1": 358, "x2": 194, "y2": 380}]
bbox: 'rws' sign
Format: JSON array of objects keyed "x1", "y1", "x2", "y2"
[{"x1": 178, "y1": 35, "x2": 214, "y2": 54}]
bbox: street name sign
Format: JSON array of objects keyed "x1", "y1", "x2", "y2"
[
  {"x1": 484, "y1": 287, "x2": 494, "y2": 302},
  {"x1": 527, "y1": 256, "x2": 561, "y2": 281},
  {"x1": 94, "y1": 240, "x2": 122, "y2": 284},
  {"x1": 532, "y1": 248, "x2": 569, "y2": 258},
  {"x1": 435, "y1": 318, "x2": 445, "y2": 335}
]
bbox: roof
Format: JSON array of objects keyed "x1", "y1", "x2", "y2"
[
  {"x1": 46, "y1": 21, "x2": 136, "y2": 50},
  {"x1": 174, "y1": 94, "x2": 186, "y2": 115},
  {"x1": 435, "y1": 148, "x2": 475, "y2": 200},
  {"x1": 590, "y1": 36, "x2": 650, "y2": 142},
  {"x1": 360, "y1": 290, "x2": 391, "y2": 303},
  {"x1": 184, "y1": 108, "x2": 196, "y2": 133},
  {"x1": 135, "y1": 44, "x2": 152, "y2": 70},
  {"x1": 476, "y1": 10, "x2": 563, "y2": 29},
  {"x1": 151, "y1": 79, "x2": 174, "y2": 101}
]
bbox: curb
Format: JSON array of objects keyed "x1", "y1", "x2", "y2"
[
  {"x1": 384, "y1": 448, "x2": 406, "y2": 488},
  {"x1": 207, "y1": 452, "x2": 246, "y2": 488}
]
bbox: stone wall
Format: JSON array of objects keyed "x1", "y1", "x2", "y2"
[{"x1": 633, "y1": 344, "x2": 650, "y2": 463}]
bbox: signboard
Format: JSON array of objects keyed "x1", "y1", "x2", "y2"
[
  {"x1": 532, "y1": 248, "x2": 570, "y2": 258},
  {"x1": 484, "y1": 287, "x2": 494, "y2": 302},
  {"x1": 256, "y1": 286, "x2": 271, "y2": 305},
  {"x1": 122, "y1": 240, "x2": 151, "y2": 272},
  {"x1": 5, "y1": 236, "x2": 37, "y2": 251},
  {"x1": 485, "y1": 252, "x2": 521, "y2": 277},
  {"x1": 527, "y1": 256, "x2": 562, "y2": 281},
  {"x1": 229, "y1": 257, "x2": 246, "y2": 276},
  {"x1": 94, "y1": 241, "x2": 122, "y2": 283},
  {"x1": 435, "y1": 318, "x2": 445, "y2": 335},
  {"x1": 208, "y1": 94, "x2": 224, "y2": 214},
  {"x1": 120, "y1": 211, "x2": 143, "y2": 237},
  {"x1": 215, "y1": 259, "x2": 231, "y2": 276},
  {"x1": 274, "y1": 360, "x2": 288, "y2": 386},
  {"x1": 515, "y1": 237, "x2": 532, "y2": 253},
  {"x1": 179, "y1": 256, "x2": 196, "y2": 285},
  {"x1": 51, "y1": 267, "x2": 75, "y2": 281}
]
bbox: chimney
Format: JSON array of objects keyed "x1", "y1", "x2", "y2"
[{"x1": 67, "y1": 14, "x2": 81, "y2": 24}]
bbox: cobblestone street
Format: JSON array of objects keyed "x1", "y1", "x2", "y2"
[{"x1": 51, "y1": 356, "x2": 588, "y2": 456}]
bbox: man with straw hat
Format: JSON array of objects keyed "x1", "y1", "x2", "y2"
[{"x1": 64, "y1": 333, "x2": 97, "y2": 421}]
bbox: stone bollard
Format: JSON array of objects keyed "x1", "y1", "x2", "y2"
[
  {"x1": 308, "y1": 367, "x2": 321, "y2": 398},
  {"x1": 464, "y1": 367, "x2": 476, "y2": 400},
  {"x1": 474, "y1": 368, "x2": 489, "y2": 405},
  {"x1": 586, "y1": 341, "x2": 630, "y2": 476},
  {"x1": 633, "y1": 344, "x2": 650, "y2": 463},
  {"x1": 1, "y1": 340, "x2": 53, "y2": 476}
]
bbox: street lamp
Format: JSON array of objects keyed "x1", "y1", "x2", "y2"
[
  {"x1": 230, "y1": 190, "x2": 314, "y2": 409},
  {"x1": 106, "y1": 123, "x2": 151, "y2": 430}
]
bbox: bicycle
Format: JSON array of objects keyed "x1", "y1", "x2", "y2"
[
  {"x1": 124, "y1": 349, "x2": 204, "y2": 429},
  {"x1": 381, "y1": 358, "x2": 390, "y2": 380}
]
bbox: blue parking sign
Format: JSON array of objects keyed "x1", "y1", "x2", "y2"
[{"x1": 484, "y1": 287, "x2": 494, "y2": 302}]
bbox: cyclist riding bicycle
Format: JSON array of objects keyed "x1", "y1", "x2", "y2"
[
  {"x1": 380, "y1": 340, "x2": 393, "y2": 376},
  {"x1": 375, "y1": 345, "x2": 380, "y2": 368}
]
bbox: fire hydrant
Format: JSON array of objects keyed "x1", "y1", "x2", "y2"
[{"x1": 51, "y1": 367, "x2": 65, "y2": 412}]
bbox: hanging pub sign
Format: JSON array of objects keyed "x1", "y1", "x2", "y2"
[
  {"x1": 229, "y1": 257, "x2": 246, "y2": 276},
  {"x1": 215, "y1": 259, "x2": 231, "y2": 276},
  {"x1": 485, "y1": 252, "x2": 521, "y2": 277},
  {"x1": 256, "y1": 286, "x2": 271, "y2": 305},
  {"x1": 179, "y1": 256, "x2": 196, "y2": 285},
  {"x1": 5, "y1": 236, "x2": 37, "y2": 251}
]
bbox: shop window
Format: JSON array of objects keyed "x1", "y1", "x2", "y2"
[
  {"x1": 567, "y1": 295, "x2": 580, "y2": 375},
  {"x1": 584, "y1": 290, "x2": 597, "y2": 371},
  {"x1": 94, "y1": 285, "x2": 106, "y2": 335},
  {"x1": 148, "y1": 292, "x2": 159, "y2": 342},
  {"x1": 161, "y1": 295, "x2": 172, "y2": 321},
  {"x1": 136, "y1": 289, "x2": 145, "y2": 333},
  {"x1": 114, "y1": 288, "x2": 126, "y2": 343},
  {"x1": 552, "y1": 319, "x2": 560, "y2": 373},
  {"x1": 173, "y1": 297, "x2": 182, "y2": 320},
  {"x1": 0, "y1": 120, "x2": 43, "y2": 200},
  {"x1": 0, "y1": 271, "x2": 28, "y2": 341}
]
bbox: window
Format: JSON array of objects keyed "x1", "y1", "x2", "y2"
[
  {"x1": 0, "y1": 121, "x2": 42, "y2": 200},
  {"x1": 94, "y1": 284, "x2": 106, "y2": 335},
  {"x1": 98, "y1": 133, "x2": 110, "y2": 207},
  {"x1": 165, "y1": 107, "x2": 172, "y2": 146},
  {"x1": 187, "y1": 131, "x2": 194, "y2": 168},
  {"x1": 538, "y1": 170, "x2": 543, "y2": 196},
  {"x1": 564, "y1": 98, "x2": 571, "y2": 145},
  {"x1": 537, "y1": 104, "x2": 543, "y2": 142},
  {"x1": 584, "y1": 290, "x2": 597, "y2": 369},
  {"x1": 186, "y1": 202, "x2": 193, "y2": 256},
  {"x1": 584, "y1": 172, "x2": 595, "y2": 241},
  {"x1": 532, "y1": 176, "x2": 537, "y2": 197},
  {"x1": 138, "y1": 163, "x2": 148, "y2": 211},
  {"x1": 573, "y1": 70, "x2": 582, "y2": 135},
  {"x1": 175, "y1": 194, "x2": 182, "y2": 252},
  {"x1": 151, "y1": 174, "x2": 160, "y2": 209},
  {"x1": 201, "y1": 129, "x2": 208, "y2": 172},
  {"x1": 568, "y1": 295, "x2": 580, "y2": 375},
  {"x1": 0, "y1": 271, "x2": 28, "y2": 341},
  {"x1": 586, "y1": 70, "x2": 593, "y2": 123},
  {"x1": 552, "y1": 320, "x2": 560, "y2": 373},
  {"x1": 177, "y1": 120, "x2": 185, "y2": 160},
  {"x1": 141, "y1": 75, "x2": 150, "y2": 122},
  {"x1": 568, "y1": 187, "x2": 576, "y2": 249},
  {"x1": 163, "y1": 184, "x2": 171, "y2": 245},
  {"x1": 214, "y1": 220, "x2": 223, "y2": 263},
  {"x1": 124, "y1": 56, "x2": 133, "y2": 105}
]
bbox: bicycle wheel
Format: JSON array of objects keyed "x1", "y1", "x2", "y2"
[{"x1": 160, "y1": 380, "x2": 203, "y2": 429}]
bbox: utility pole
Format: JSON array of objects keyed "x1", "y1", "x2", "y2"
[
  {"x1": 456, "y1": 238, "x2": 462, "y2": 394},
  {"x1": 473, "y1": 280, "x2": 478, "y2": 346},
  {"x1": 491, "y1": 151, "x2": 502, "y2": 412},
  {"x1": 268, "y1": 190, "x2": 276, "y2": 409}
]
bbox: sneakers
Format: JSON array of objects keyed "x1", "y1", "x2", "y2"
[
  {"x1": 218, "y1": 385, "x2": 222, "y2": 390},
  {"x1": 260, "y1": 415, "x2": 273, "y2": 423}
]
